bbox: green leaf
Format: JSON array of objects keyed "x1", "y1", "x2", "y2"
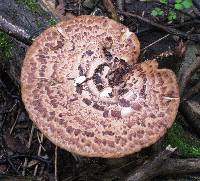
[
  {"x1": 168, "y1": 11, "x2": 177, "y2": 21},
  {"x1": 151, "y1": 8, "x2": 164, "y2": 17},
  {"x1": 175, "y1": 0, "x2": 182, "y2": 3},
  {"x1": 151, "y1": 9, "x2": 158, "y2": 16},
  {"x1": 182, "y1": 0, "x2": 193, "y2": 8},
  {"x1": 160, "y1": 0, "x2": 167, "y2": 4},
  {"x1": 175, "y1": 3, "x2": 184, "y2": 10},
  {"x1": 155, "y1": 7, "x2": 162, "y2": 11},
  {"x1": 158, "y1": 9, "x2": 164, "y2": 16}
]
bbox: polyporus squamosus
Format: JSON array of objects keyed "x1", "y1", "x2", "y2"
[{"x1": 21, "y1": 15, "x2": 180, "y2": 158}]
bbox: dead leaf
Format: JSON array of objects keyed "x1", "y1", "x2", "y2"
[
  {"x1": 0, "y1": 164, "x2": 7, "y2": 173},
  {"x1": 3, "y1": 132, "x2": 28, "y2": 154},
  {"x1": 174, "y1": 40, "x2": 186, "y2": 57}
]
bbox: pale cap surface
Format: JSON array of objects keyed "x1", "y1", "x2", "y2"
[{"x1": 21, "y1": 15, "x2": 179, "y2": 158}]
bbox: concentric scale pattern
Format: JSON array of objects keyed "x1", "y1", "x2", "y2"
[{"x1": 21, "y1": 15, "x2": 180, "y2": 158}]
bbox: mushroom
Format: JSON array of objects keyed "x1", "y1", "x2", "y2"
[{"x1": 21, "y1": 15, "x2": 180, "y2": 158}]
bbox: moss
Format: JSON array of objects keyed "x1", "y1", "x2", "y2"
[
  {"x1": 164, "y1": 122, "x2": 200, "y2": 157},
  {"x1": 48, "y1": 17, "x2": 57, "y2": 26},
  {"x1": 16, "y1": 0, "x2": 41, "y2": 13},
  {"x1": 16, "y1": 0, "x2": 58, "y2": 27},
  {"x1": 0, "y1": 31, "x2": 13, "y2": 59}
]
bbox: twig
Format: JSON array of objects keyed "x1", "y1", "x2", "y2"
[
  {"x1": 9, "y1": 108, "x2": 21, "y2": 135},
  {"x1": 0, "y1": 175, "x2": 43, "y2": 180},
  {"x1": 117, "y1": 0, "x2": 125, "y2": 11},
  {"x1": 124, "y1": 145, "x2": 176, "y2": 181},
  {"x1": 0, "y1": 154, "x2": 51, "y2": 165},
  {"x1": 78, "y1": 0, "x2": 82, "y2": 15},
  {"x1": 7, "y1": 158, "x2": 20, "y2": 175},
  {"x1": 141, "y1": 34, "x2": 170, "y2": 51},
  {"x1": 120, "y1": 11, "x2": 200, "y2": 42},
  {"x1": 34, "y1": 133, "x2": 44, "y2": 176},
  {"x1": 22, "y1": 124, "x2": 35, "y2": 176},
  {"x1": 55, "y1": 146, "x2": 58, "y2": 181},
  {"x1": 173, "y1": 19, "x2": 200, "y2": 28}
]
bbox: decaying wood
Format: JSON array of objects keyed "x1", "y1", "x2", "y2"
[
  {"x1": 177, "y1": 44, "x2": 200, "y2": 97},
  {"x1": 39, "y1": 0, "x2": 74, "y2": 21},
  {"x1": 183, "y1": 82, "x2": 200, "y2": 101},
  {"x1": 103, "y1": 0, "x2": 120, "y2": 21},
  {"x1": 124, "y1": 146, "x2": 176, "y2": 181},
  {"x1": 0, "y1": 15, "x2": 32, "y2": 45},
  {"x1": 0, "y1": 0, "x2": 55, "y2": 45},
  {"x1": 181, "y1": 100, "x2": 200, "y2": 137},
  {"x1": 124, "y1": 147, "x2": 200, "y2": 181},
  {"x1": 158, "y1": 158, "x2": 200, "y2": 176}
]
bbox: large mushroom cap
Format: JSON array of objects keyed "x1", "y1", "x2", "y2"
[{"x1": 21, "y1": 15, "x2": 179, "y2": 158}]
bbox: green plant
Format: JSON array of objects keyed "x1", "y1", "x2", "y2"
[
  {"x1": 151, "y1": 7, "x2": 164, "y2": 16},
  {"x1": 164, "y1": 122, "x2": 200, "y2": 157},
  {"x1": 0, "y1": 31, "x2": 13, "y2": 59},
  {"x1": 168, "y1": 10, "x2": 176, "y2": 21},
  {"x1": 16, "y1": 0, "x2": 57, "y2": 27},
  {"x1": 151, "y1": 0, "x2": 193, "y2": 21},
  {"x1": 48, "y1": 17, "x2": 57, "y2": 26},
  {"x1": 175, "y1": 0, "x2": 193, "y2": 10},
  {"x1": 160, "y1": 0, "x2": 167, "y2": 4},
  {"x1": 16, "y1": 0, "x2": 39, "y2": 13}
]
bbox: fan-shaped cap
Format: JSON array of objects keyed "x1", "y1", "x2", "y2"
[{"x1": 21, "y1": 15, "x2": 179, "y2": 158}]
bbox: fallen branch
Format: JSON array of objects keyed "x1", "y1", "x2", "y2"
[
  {"x1": 103, "y1": 0, "x2": 120, "y2": 21},
  {"x1": 0, "y1": 15, "x2": 32, "y2": 45},
  {"x1": 124, "y1": 145, "x2": 176, "y2": 181},
  {"x1": 177, "y1": 45, "x2": 200, "y2": 97},
  {"x1": 0, "y1": 0, "x2": 56, "y2": 45},
  {"x1": 182, "y1": 81, "x2": 200, "y2": 101},
  {"x1": 180, "y1": 100, "x2": 200, "y2": 137},
  {"x1": 120, "y1": 11, "x2": 200, "y2": 42},
  {"x1": 124, "y1": 146, "x2": 200, "y2": 181},
  {"x1": 159, "y1": 158, "x2": 200, "y2": 176}
]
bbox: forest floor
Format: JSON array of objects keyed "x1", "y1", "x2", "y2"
[{"x1": 0, "y1": 0, "x2": 200, "y2": 181}]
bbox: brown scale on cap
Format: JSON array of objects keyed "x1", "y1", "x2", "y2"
[{"x1": 21, "y1": 15, "x2": 180, "y2": 158}]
